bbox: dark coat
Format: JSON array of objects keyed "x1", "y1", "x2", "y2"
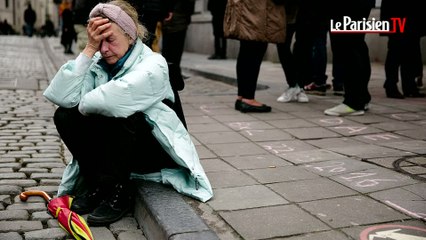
[{"x1": 380, "y1": 0, "x2": 426, "y2": 37}]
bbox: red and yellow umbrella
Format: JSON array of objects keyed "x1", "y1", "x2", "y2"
[{"x1": 20, "y1": 190, "x2": 94, "y2": 240}]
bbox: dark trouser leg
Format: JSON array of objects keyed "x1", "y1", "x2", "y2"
[
  {"x1": 277, "y1": 24, "x2": 297, "y2": 87},
  {"x1": 236, "y1": 40, "x2": 268, "y2": 99},
  {"x1": 384, "y1": 35, "x2": 401, "y2": 91}
]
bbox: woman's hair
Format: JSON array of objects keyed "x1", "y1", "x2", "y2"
[{"x1": 107, "y1": 0, "x2": 148, "y2": 41}]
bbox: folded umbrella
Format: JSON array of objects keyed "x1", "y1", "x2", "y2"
[{"x1": 20, "y1": 190, "x2": 94, "y2": 240}]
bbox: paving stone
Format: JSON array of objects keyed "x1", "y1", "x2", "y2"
[
  {"x1": 18, "y1": 168, "x2": 48, "y2": 175},
  {"x1": 328, "y1": 124, "x2": 384, "y2": 136},
  {"x1": 31, "y1": 211, "x2": 53, "y2": 222},
  {"x1": 24, "y1": 228, "x2": 67, "y2": 240},
  {"x1": 6, "y1": 203, "x2": 46, "y2": 213},
  {"x1": 117, "y1": 230, "x2": 146, "y2": 240},
  {"x1": 220, "y1": 205, "x2": 329, "y2": 239},
  {"x1": 303, "y1": 159, "x2": 381, "y2": 177},
  {"x1": 0, "y1": 163, "x2": 20, "y2": 170},
  {"x1": 0, "y1": 220, "x2": 43, "y2": 232},
  {"x1": 0, "y1": 232, "x2": 23, "y2": 240},
  {"x1": 0, "y1": 168, "x2": 13, "y2": 173},
  {"x1": 200, "y1": 158, "x2": 236, "y2": 172},
  {"x1": 245, "y1": 166, "x2": 319, "y2": 184},
  {"x1": 0, "y1": 210, "x2": 29, "y2": 221},
  {"x1": 109, "y1": 217, "x2": 139, "y2": 235},
  {"x1": 91, "y1": 227, "x2": 116, "y2": 240},
  {"x1": 379, "y1": 140, "x2": 426, "y2": 154},
  {"x1": 222, "y1": 154, "x2": 292, "y2": 170},
  {"x1": 403, "y1": 183, "x2": 426, "y2": 198},
  {"x1": 328, "y1": 144, "x2": 414, "y2": 159},
  {"x1": 0, "y1": 185, "x2": 22, "y2": 195},
  {"x1": 331, "y1": 168, "x2": 418, "y2": 193},
  {"x1": 192, "y1": 131, "x2": 249, "y2": 144},
  {"x1": 0, "y1": 173, "x2": 26, "y2": 179},
  {"x1": 227, "y1": 121, "x2": 276, "y2": 131},
  {"x1": 267, "y1": 119, "x2": 316, "y2": 129},
  {"x1": 240, "y1": 128, "x2": 294, "y2": 142},
  {"x1": 395, "y1": 129, "x2": 426, "y2": 140},
  {"x1": 206, "y1": 171, "x2": 258, "y2": 188},
  {"x1": 0, "y1": 180, "x2": 37, "y2": 187},
  {"x1": 207, "y1": 185, "x2": 288, "y2": 211},
  {"x1": 26, "y1": 163, "x2": 65, "y2": 168},
  {"x1": 299, "y1": 196, "x2": 409, "y2": 228},
  {"x1": 281, "y1": 149, "x2": 350, "y2": 164},
  {"x1": 278, "y1": 230, "x2": 352, "y2": 240},
  {"x1": 260, "y1": 140, "x2": 318, "y2": 157},
  {"x1": 30, "y1": 173, "x2": 63, "y2": 180},
  {"x1": 284, "y1": 127, "x2": 342, "y2": 140},
  {"x1": 207, "y1": 142, "x2": 268, "y2": 157},
  {"x1": 0, "y1": 195, "x2": 11, "y2": 205},
  {"x1": 268, "y1": 178, "x2": 357, "y2": 202}
]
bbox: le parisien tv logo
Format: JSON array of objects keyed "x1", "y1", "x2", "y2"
[{"x1": 330, "y1": 16, "x2": 406, "y2": 33}]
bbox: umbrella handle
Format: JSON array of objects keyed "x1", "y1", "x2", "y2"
[{"x1": 20, "y1": 190, "x2": 52, "y2": 202}]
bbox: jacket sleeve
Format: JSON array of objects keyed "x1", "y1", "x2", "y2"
[
  {"x1": 78, "y1": 53, "x2": 171, "y2": 117},
  {"x1": 43, "y1": 54, "x2": 95, "y2": 108}
]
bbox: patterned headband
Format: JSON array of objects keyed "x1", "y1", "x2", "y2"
[{"x1": 89, "y1": 3, "x2": 137, "y2": 40}]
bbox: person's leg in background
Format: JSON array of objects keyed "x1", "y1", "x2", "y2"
[
  {"x1": 383, "y1": 35, "x2": 405, "y2": 98},
  {"x1": 325, "y1": 0, "x2": 373, "y2": 116},
  {"x1": 304, "y1": 28, "x2": 329, "y2": 96},
  {"x1": 235, "y1": 40, "x2": 271, "y2": 113},
  {"x1": 161, "y1": 30, "x2": 188, "y2": 126},
  {"x1": 276, "y1": 23, "x2": 308, "y2": 103}
]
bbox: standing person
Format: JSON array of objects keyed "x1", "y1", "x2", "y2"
[
  {"x1": 380, "y1": 0, "x2": 425, "y2": 98},
  {"x1": 161, "y1": 0, "x2": 195, "y2": 127},
  {"x1": 324, "y1": 0, "x2": 375, "y2": 116},
  {"x1": 72, "y1": 0, "x2": 105, "y2": 52},
  {"x1": 43, "y1": 0, "x2": 213, "y2": 226},
  {"x1": 207, "y1": 0, "x2": 227, "y2": 60},
  {"x1": 60, "y1": 8, "x2": 76, "y2": 54},
  {"x1": 126, "y1": 0, "x2": 174, "y2": 49},
  {"x1": 23, "y1": 3, "x2": 36, "y2": 37},
  {"x1": 224, "y1": 0, "x2": 286, "y2": 112},
  {"x1": 275, "y1": 0, "x2": 309, "y2": 103}
]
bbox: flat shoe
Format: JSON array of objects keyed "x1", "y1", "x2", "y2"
[
  {"x1": 235, "y1": 99, "x2": 242, "y2": 111},
  {"x1": 240, "y1": 102, "x2": 271, "y2": 113}
]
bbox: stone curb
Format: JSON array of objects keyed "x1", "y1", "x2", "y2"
[{"x1": 134, "y1": 181, "x2": 219, "y2": 240}]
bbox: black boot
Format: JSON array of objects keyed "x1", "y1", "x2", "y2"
[
  {"x1": 385, "y1": 88, "x2": 404, "y2": 99},
  {"x1": 87, "y1": 183, "x2": 133, "y2": 226},
  {"x1": 71, "y1": 187, "x2": 106, "y2": 215}
]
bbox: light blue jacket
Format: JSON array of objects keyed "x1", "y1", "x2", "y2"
[{"x1": 43, "y1": 39, "x2": 213, "y2": 202}]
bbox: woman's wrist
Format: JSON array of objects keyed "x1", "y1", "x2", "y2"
[{"x1": 82, "y1": 43, "x2": 98, "y2": 58}]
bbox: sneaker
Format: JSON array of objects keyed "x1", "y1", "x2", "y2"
[
  {"x1": 304, "y1": 82, "x2": 327, "y2": 96},
  {"x1": 277, "y1": 86, "x2": 300, "y2": 102},
  {"x1": 297, "y1": 90, "x2": 309, "y2": 103},
  {"x1": 324, "y1": 104, "x2": 365, "y2": 116},
  {"x1": 364, "y1": 103, "x2": 369, "y2": 111}
]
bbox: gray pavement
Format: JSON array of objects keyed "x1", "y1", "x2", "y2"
[{"x1": 0, "y1": 35, "x2": 426, "y2": 240}]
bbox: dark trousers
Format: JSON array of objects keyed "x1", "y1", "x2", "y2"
[
  {"x1": 211, "y1": 13, "x2": 227, "y2": 57},
  {"x1": 277, "y1": 24, "x2": 298, "y2": 88},
  {"x1": 384, "y1": 34, "x2": 421, "y2": 95},
  {"x1": 329, "y1": 1, "x2": 373, "y2": 110},
  {"x1": 236, "y1": 40, "x2": 268, "y2": 99},
  {"x1": 53, "y1": 107, "x2": 178, "y2": 188}
]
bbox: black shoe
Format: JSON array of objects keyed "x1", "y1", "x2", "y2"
[
  {"x1": 404, "y1": 92, "x2": 425, "y2": 98},
  {"x1": 87, "y1": 183, "x2": 132, "y2": 226},
  {"x1": 71, "y1": 187, "x2": 106, "y2": 215},
  {"x1": 386, "y1": 89, "x2": 404, "y2": 99},
  {"x1": 304, "y1": 82, "x2": 327, "y2": 96},
  {"x1": 235, "y1": 99, "x2": 242, "y2": 111},
  {"x1": 240, "y1": 102, "x2": 271, "y2": 113}
]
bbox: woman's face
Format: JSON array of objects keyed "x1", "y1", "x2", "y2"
[{"x1": 100, "y1": 23, "x2": 132, "y2": 65}]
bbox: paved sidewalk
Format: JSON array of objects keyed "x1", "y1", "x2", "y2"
[
  {"x1": 179, "y1": 53, "x2": 426, "y2": 239},
  {"x1": 0, "y1": 35, "x2": 425, "y2": 240}
]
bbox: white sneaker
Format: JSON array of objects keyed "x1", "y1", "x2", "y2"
[
  {"x1": 277, "y1": 86, "x2": 301, "y2": 102},
  {"x1": 297, "y1": 90, "x2": 309, "y2": 103},
  {"x1": 324, "y1": 104, "x2": 365, "y2": 116}
]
